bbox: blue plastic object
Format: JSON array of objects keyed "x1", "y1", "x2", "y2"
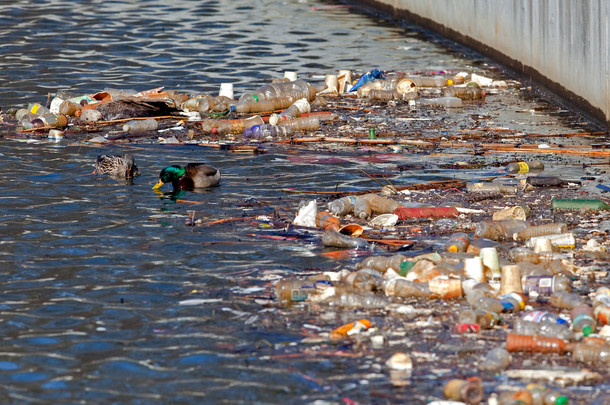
[
  {"x1": 596, "y1": 183, "x2": 610, "y2": 193},
  {"x1": 348, "y1": 68, "x2": 385, "y2": 92}
]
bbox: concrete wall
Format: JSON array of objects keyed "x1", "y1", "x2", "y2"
[{"x1": 357, "y1": 0, "x2": 609, "y2": 129}]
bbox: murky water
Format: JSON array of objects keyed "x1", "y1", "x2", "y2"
[{"x1": 0, "y1": 1, "x2": 606, "y2": 404}]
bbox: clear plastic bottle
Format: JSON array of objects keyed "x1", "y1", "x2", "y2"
[
  {"x1": 526, "y1": 383, "x2": 569, "y2": 405},
  {"x1": 525, "y1": 176, "x2": 567, "y2": 188},
  {"x1": 570, "y1": 304, "x2": 596, "y2": 336},
  {"x1": 505, "y1": 161, "x2": 545, "y2": 173},
  {"x1": 513, "y1": 319, "x2": 573, "y2": 341},
  {"x1": 367, "y1": 88, "x2": 400, "y2": 101},
  {"x1": 27, "y1": 103, "x2": 51, "y2": 115},
  {"x1": 243, "y1": 123, "x2": 293, "y2": 138},
  {"x1": 549, "y1": 291, "x2": 584, "y2": 310},
  {"x1": 315, "y1": 211, "x2": 340, "y2": 231},
  {"x1": 467, "y1": 182, "x2": 518, "y2": 194},
  {"x1": 240, "y1": 79, "x2": 317, "y2": 102},
  {"x1": 443, "y1": 377, "x2": 484, "y2": 405},
  {"x1": 475, "y1": 220, "x2": 530, "y2": 241},
  {"x1": 324, "y1": 291, "x2": 389, "y2": 308},
  {"x1": 592, "y1": 288, "x2": 610, "y2": 325},
  {"x1": 410, "y1": 75, "x2": 452, "y2": 87},
  {"x1": 352, "y1": 198, "x2": 372, "y2": 219},
  {"x1": 498, "y1": 293, "x2": 524, "y2": 313},
  {"x1": 383, "y1": 278, "x2": 431, "y2": 298},
  {"x1": 231, "y1": 98, "x2": 277, "y2": 114},
  {"x1": 570, "y1": 343, "x2": 610, "y2": 364},
  {"x1": 58, "y1": 99, "x2": 82, "y2": 116},
  {"x1": 515, "y1": 223, "x2": 568, "y2": 241},
  {"x1": 31, "y1": 114, "x2": 68, "y2": 129},
  {"x1": 342, "y1": 270, "x2": 379, "y2": 292},
  {"x1": 122, "y1": 118, "x2": 159, "y2": 133},
  {"x1": 356, "y1": 254, "x2": 408, "y2": 273},
  {"x1": 329, "y1": 195, "x2": 358, "y2": 216},
  {"x1": 551, "y1": 198, "x2": 610, "y2": 211},
  {"x1": 360, "y1": 193, "x2": 401, "y2": 214},
  {"x1": 525, "y1": 233, "x2": 575, "y2": 249},
  {"x1": 522, "y1": 310, "x2": 568, "y2": 325},
  {"x1": 269, "y1": 98, "x2": 310, "y2": 125},
  {"x1": 505, "y1": 333, "x2": 569, "y2": 353},
  {"x1": 521, "y1": 275, "x2": 571, "y2": 296},
  {"x1": 443, "y1": 86, "x2": 486, "y2": 100},
  {"x1": 277, "y1": 115, "x2": 320, "y2": 131},
  {"x1": 459, "y1": 308, "x2": 500, "y2": 329},
  {"x1": 498, "y1": 390, "x2": 534, "y2": 405},
  {"x1": 321, "y1": 230, "x2": 369, "y2": 249},
  {"x1": 424, "y1": 96, "x2": 463, "y2": 108},
  {"x1": 509, "y1": 247, "x2": 541, "y2": 264},
  {"x1": 445, "y1": 232, "x2": 470, "y2": 253},
  {"x1": 203, "y1": 115, "x2": 264, "y2": 135},
  {"x1": 275, "y1": 279, "x2": 332, "y2": 304}
]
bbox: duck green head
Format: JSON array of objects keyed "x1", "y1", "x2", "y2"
[{"x1": 153, "y1": 165, "x2": 186, "y2": 189}]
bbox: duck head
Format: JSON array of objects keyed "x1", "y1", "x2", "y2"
[{"x1": 153, "y1": 165, "x2": 186, "y2": 189}]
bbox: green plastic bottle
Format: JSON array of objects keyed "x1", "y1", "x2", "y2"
[{"x1": 551, "y1": 198, "x2": 610, "y2": 210}]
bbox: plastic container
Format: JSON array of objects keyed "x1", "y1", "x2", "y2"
[
  {"x1": 443, "y1": 377, "x2": 484, "y2": 405},
  {"x1": 360, "y1": 194, "x2": 402, "y2": 214},
  {"x1": 526, "y1": 176, "x2": 567, "y2": 188},
  {"x1": 505, "y1": 161, "x2": 545, "y2": 173},
  {"x1": 31, "y1": 113, "x2": 68, "y2": 129},
  {"x1": 505, "y1": 333, "x2": 569, "y2": 353},
  {"x1": 570, "y1": 343, "x2": 610, "y2": 364},
  {"x1": 27, "y1": 103, "x2": 51, "y2": 115},
  {"x1": 475, "y1": 219, "x2": 530, "y2": 241},
  {"x1": 570, "y1": 304, "x2": 596, "y2": 336},
  {"x1": 202, "y1": 115, "x2": 264, "y2": 134},
  {"x1": 427, "y1": 97, "x2": 463, "y2": 108},
  {"x1": 232, "y1": 98, "x2": 277, "y2": 114},
  {"x1": 466, "y1": 182, "x2": 518, "y2": 194},
  {"x1": 492, "y1": 206, "x2": 527, "y2": 221},
  {"x1": 428, "y1": 277, "x2": 462, "y2": 299},
  {"x1": 458, "y1": 309, "x2": 500, "y2": 329},
  {"x1": 343, "y1": 269, "x2": 380, "y2": 292},
  {"x1": 352, "y1": 198, "x2": 372, "y2": 219},
  {"x1": 240, "y1": 79, "x2": 317, "y2": 102},
  {"x1": 515, "y1": 223, "x2": 568, "y2": 241},
  {"x1": 522, "y1": 275, "x2": 571, "y2": 296},
  {"x1": 479, "y1": 247, "x2": 501, "y2": 279},
  {"x1": 275, "y1": 279, "x2": 332, "y2": 304},
  {"x1": 356, "y1": 254, "x2": 408, "y2": 273},
  {"x1": 321, "y1": 230, "x2": 369, "y2": 249},
  {"x1": 549, "y1": 291, "x2": 584, "y2": 310},
  {"x1": 269, "y1": 98, "x2": 310, "y2": 125},
  {"x1": 243, "y1": 124, "x2": 293, "y2": 138},
  {"x1": 277, "y1": 115, "x2": 320, "y2": 131},
  {"x1": 443, "y1": 86, "x2": 485, "y2": 100},
  {"x1": 58, "y1": 99, "x2": 82, "y2": 116},
  {"x1": 329, "y1": 195, "x2": 358, "y2": 216},
  {"x1": 324, "y1": 291, "x2": 389, "y2": 308},
  {"x1": 122, "y1": 118, "x2": 158, "y2": 132},
  {"x1": 315, "y1": 211, "x2": 340, "y2": 231},
  {"x1": 551, "y1": 198, "x2": 610, "y2": 211},
  {"x1": 367, "y1": 88, "x2": 400, "y2": 101},
  {"x1": 445, "y1": 232, "x2": 470, "y2": 253},
  {"x1": 509, "y1": 247, "x2": 540, "y2": 264},
  {"x1": 498, "y1": 293, "x2": 524, "y2": 313},
  {"x1": 522, "y1": 311, "x2": 568, "y2": 325},
  {"x1": 499, "y1": 264, "x2": 523, "y2": 295},
  {"x1": 410, "y1": 75, "x2": 452, "y2": 87},
  {"x1": 478, "y1": 347, "x2": 511, "y2": 372},
  {"x1": 348, "y1": 68, "x2": 384, "y2": 92},
  {"x1": 513, "y1": 318, "x2": 573, "y2": 341},
  {"x1": 525, "y1": 233, "x2": 575, "y2": 249},
  {"x1": 330, "y1": 319, "x2": 371, "y2": 339},
  {"x1": 394, "y1": 206, "x2": 459, "y2": 219}
]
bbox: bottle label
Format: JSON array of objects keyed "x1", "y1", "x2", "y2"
[
  {"x1": 522, "y1": 275, "x2": 554, "y2": 295},
  {"x1": 517, "y1": 162, "x2": 529, "y2": 173},
  {"x1": 31, "y1": 104, "x2": 41, "y2": 114}
]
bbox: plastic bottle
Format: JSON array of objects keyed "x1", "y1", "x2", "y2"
[
  {"x1": 509, "y1": 247, "x2": 541, "y2": 264},
  {"x1": 466, "y1": 182, "x2": 518, "y2": 194},
  {"x1": 505, "y1": 333, "x2": 569, "y2": 353},
  {"x1": 475, "y1": 220, "x2": 530, "y2": 241},
  {"x1": 58, "y1": 99, "x2": 82, "y2": 116},
  {"x1": 277, "y1": 115, "x2": 320, "y2": 131},
  {"x1": 525, "y1": 176, "x2": 567, "y2": 188},
  {"x1": 514, "y1": 223, "x2": 568, "y2": 241},
  {"x1": 549, "y1": 291, "x2": 584, "y2": 310},
  {"x1": 498, "y1": 293, "x2": 524, "y2": 313},
  {"x1": 275, "y1": 279, "x2": 332, "y2": 304},
  {"x1": 31, "y1": 114, "x2": 68, "y2": 129},
  {"x1": 383, "y1": 278, "x2": 431, "y2": 298},
  {"x1": 592, "y1": 288, "x2": 610, "y2": 325},
  {"x1": 466, "y1": 238, "x2": 497, "y2": 255},
  {"x1": 522, "y1": 275, "x2": 571, "y2": 296},
  {"x1": 570, "y1": 304, "x2": 596, "y2": 336},
  {"x1": 360, "y1": 194, "x2": 401, "y2": 214},
  {"x1": 315, "y1": 211, "x2": 340, "y2": 231},
  {"x1": 27, "y1": 103, "x2": 51, "y2": 115},
  {"x1": 367, "y1": 88, "x2": 400, "y2": 101},
  {"x1": 422, "y1": 97, "x2": 463, "y2": 108},
  {"x1": 343, "y1": 269, "x2": 381, "y2": 292},
  {"x1": 352, "y1": 198, "x2": 372, "y2": 219},
  {"x1": 522, "y1": 311, "x2": 568, "y2": 325},
  {"x1": 410, "y1": 75, "x2": 452, "y2": 87},
  {"x1": 443, "y1": 86, "x2": 485, "y2": 100},
  {"x1": 394, "y1": 206, "x2": 459, "y2": 219},
  {"x1": 232, "y1": 99, "x2": 277, "y2": 114},
  {"x1": 443, "y1": 377, "x2": 484, "y2": 405},
  {"x1": 203, "y1": 115, "x2": 264, "y2": 135},
  {"x1": 329, "y1": 195, "x2": 358, "y2": 216},
  {"x1": 526, "y1": 383, "x2": 569, "y2": 405},
  {"x1": 122, "y1": 118, "x2": 159, "y2": 133},
  {"x1": 525, "y1": 233, "x2": 575, "y2": 250},
  {"x1": 505, "y1": 161, "x2": 545, "y2": 173},
  {"x1": 478, "y1": 347, "x2": 511, "y2": 372},
  {"x1": 551, "y1": 198, "x2": 610, "y2": 211},
  {"x1": 240, "y1": 79, "x2": 318, "y2": 102},
  {"x1": 570, "y1": 343, "x2": 610, "y2": 364},
  {"x1": 356, "y1": 255, "x2": 405, "y2": 273},
  {"x1": 444, "y1": 232, "x2": 470, "y2": 253},
  {"x1": 498, "y1": 390, "x2": 534, "y2": 405},
  {"x1": 458, "y1": 309, "x2": 500, "y2": 329},
  {"x1": 243, "y1": 123, "x2": 293, "y2": 138},
  {"x1": 321, "y1": 230, "x2": 369, "y2": 249},
  {"x1": 269, "y1": 98, "x2": 310, "y2": 125},
  {"x1": 348, "y1": 68, "x2": 385, "y2": 92},
  {"x1": 330, "y1": 319, "x2": 371, "y2": 339},
  {"x1": 324, "y1": 291, "x2": 389, "y2": 308}
]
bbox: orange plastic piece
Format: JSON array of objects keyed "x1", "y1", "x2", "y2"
[{"x1": 330, "y1": 319, "x2": 371, "y2": 339}]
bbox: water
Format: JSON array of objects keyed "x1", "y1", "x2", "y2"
[{"x1": 0, "y1": 1, "x2": 606, "y2": 404}]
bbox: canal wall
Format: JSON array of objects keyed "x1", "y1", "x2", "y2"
[{"x1": 352, "y1": 0, "x2": 610, "y2": 130}]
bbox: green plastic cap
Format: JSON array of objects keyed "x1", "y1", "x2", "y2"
[
  {"x1": 555, "y1": 395, "x2": 569, "y2": 405},
  {"x1": 398, "y1": 261, "x2": 414, "y2": 277},
  {"x1": 582, "y1": 325, "x2": 593, "y2": 336}
]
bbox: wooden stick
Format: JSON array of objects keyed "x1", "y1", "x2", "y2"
[{"x1": 201, "y1": 215, "x2": 258, "y2": 226}]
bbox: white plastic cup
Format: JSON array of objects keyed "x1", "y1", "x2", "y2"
[
  {"x1": 324, "y1": 74, "x2": 339, "y2": 94},
  {"x1": 499, "y1": 264, "x2": 523, "y2": 295},
  {"x1": 479, "y1": 247, "x2": 501, "y2": 279},
  {"x1": 338, "y1": 69, "x2": 352, "y2": 93},
  {"x1": 533, "y1": 237, "x2": 554, "y2": 253},
  {"x1": 464, "y1": 256, "x2": 485, "y2": 282},
  {"x1": 219, "y1": 83, "x2": 234, "y2": 99},
  {"x1": 284, "y1": 71, "x2": 298, "y2": 81}
]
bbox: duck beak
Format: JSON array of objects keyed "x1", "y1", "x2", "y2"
[{"x1": 152, "y1": 180, "x2": 164, "y2": 190}]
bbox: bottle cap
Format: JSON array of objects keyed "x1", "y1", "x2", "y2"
[
  {"x1": 398, "y1": 261, "x2": 414, "y2": 277},
  {"x1": 582, "y1": 325, "x2": 593, "y2": 336},
  {"x1": 555, "y1": 395, "x2": 569, "y2": 405}
]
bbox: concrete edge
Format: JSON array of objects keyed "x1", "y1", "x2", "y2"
[{"x1": 347, "y1": 0, "x2": 609, "y2": 131}]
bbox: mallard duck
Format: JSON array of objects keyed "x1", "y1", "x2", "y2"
[
  {"x1": 153, "y1": 163, "x2": 221, "y2": 190},
  {"x1": 95, "y1": 154, "x2": 140, "y2": 178},
  {"x1": 96, "y1": 100, "x2": 179, "y2": 121}
]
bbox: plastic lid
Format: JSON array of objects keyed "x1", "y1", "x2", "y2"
[
  {"x1": 555, "y1": 396, "x2": 569, "y2": 405},
  {"x1": 582, "y1": 325, "x2": 593, "y2": 336},
  {"x1": 398, "y1": 261, "x2": 415, "y2": 277}
]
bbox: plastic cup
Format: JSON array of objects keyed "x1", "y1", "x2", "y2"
[
  {"x1": 479, "y1": 247, "x2": 501, "y2": 279},
  {"x1": 338, "y1": 69, "x2": 352, "y2": 93},
  {"x1": 283, "y1": 71, "x2": 298, "y2": 81},
  {"x1": 499, "y1": 264, "x2": 523, "y2": 295},
  {"x1": 219, "y1": 83, "x2": 234, "y2": 99},
  {"x1": 492, "y1": 206, "x2": 527, "y2": 221},
  {"x1": 324, "y1": 74, "x2": 339, "y2": 94},
  {"x1": 533, "y1": 237, "x2": 554, "y2": 253},
  {"x1": 464, "y1": 256, "x2": 485, "y2": 282}
]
